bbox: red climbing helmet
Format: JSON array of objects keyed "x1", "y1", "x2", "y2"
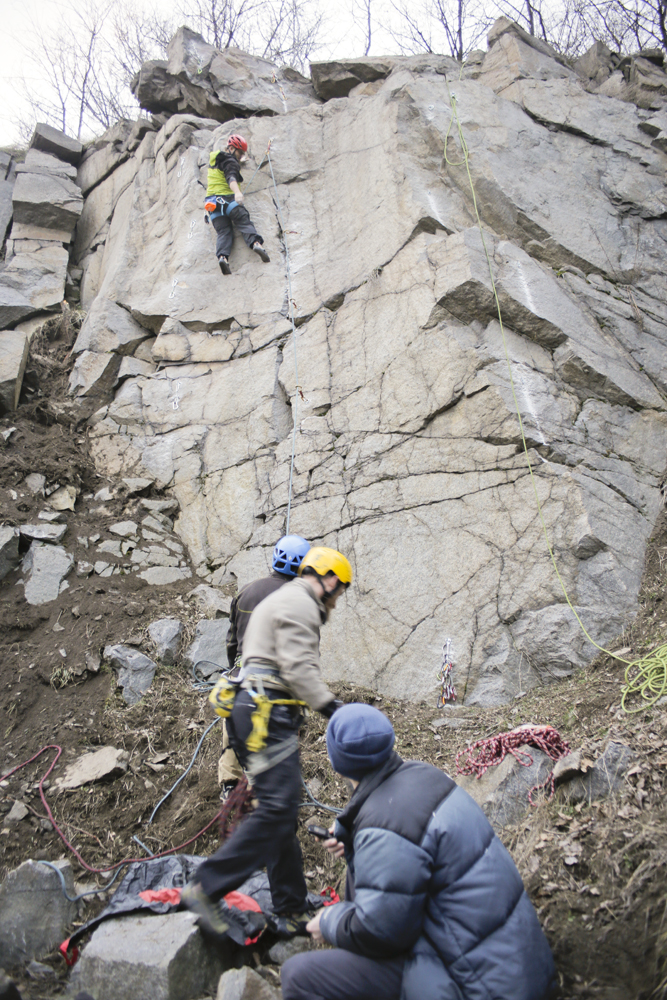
[{"x1": 227, "y1": 134, "x2": 248, "y2": 152}]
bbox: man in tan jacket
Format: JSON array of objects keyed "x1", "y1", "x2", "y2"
[{"x1": 182, "y1": 547, "x2": 352, "y2": 939}]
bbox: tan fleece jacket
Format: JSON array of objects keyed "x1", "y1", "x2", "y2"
[{"x1": 241, "y1": 577, "x2": 335, "y2": 711}]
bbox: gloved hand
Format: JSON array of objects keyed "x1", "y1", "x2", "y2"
[{"x1": 319, "y1": 699, "x2": 343, "y2": 719}]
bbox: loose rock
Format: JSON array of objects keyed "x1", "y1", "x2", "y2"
[
  {"x1": 54, "y1": 746, "x2": 130, "y2": 791},
  {"x1": 183, "y1": 619, "x2": 230, "y2": 675},
  {"x1": 456, "y1": 748, "x2": 554, "y2": 830},
  {"x1": 188, "y1": 584, "x2": 231, "y2": 618},
  {"x1": 104, "y1": 645, "x2": 157, "y2": 705},
  {"x1": 217, "y1": 967, "x2": 279, "y2": 1000},
  {"x1": 21, "y1": 542, "x2": 73, "y2": 605},
  {"x1": 0, "y1": 525, "x2": 20, "y2": 581},
  {"x1": 19, "y1": 523, "x2": 67, "y2": 543},
  {"x1": 148, "y1": 618, "x2": 184, "y2": 665},
  {"x1": 561, "y1": 742, "x2": 635, "y2": 804}
]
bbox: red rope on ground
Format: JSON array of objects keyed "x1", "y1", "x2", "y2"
[
  {"x1": 1, "y1": 745, "x2": 224, "y2": 875},
  {"x1": 455, "y1": 725, "x2": 570, "y2": 805},
  {"x1": 217, "y1": 777, "x2": 254, "y2": 841}
]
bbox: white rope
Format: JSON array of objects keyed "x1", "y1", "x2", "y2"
[{"x1": 267, "y1": 148, "x2": 300, "y2": 535}]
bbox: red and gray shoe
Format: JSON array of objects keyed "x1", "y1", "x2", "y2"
[
  {"x1": 218, "y1": 256, "x2": 231, "y2": 275},
  {"x1": 252, "y1": 243, "x2": 270, "y2": 263}
]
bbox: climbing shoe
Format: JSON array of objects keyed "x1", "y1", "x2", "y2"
[
  {"x1": 267, "y1": 909, "x2": 315, "y2": 938},
  {"x1": 181, "y1": 882, "x2": 231, "y2": 936},
  {"x1": 252, "y1": 243, "x2": 270, "y2": 263},
  {"x1": 218, "y1": 256, "x2": 231, "y2": 275}
]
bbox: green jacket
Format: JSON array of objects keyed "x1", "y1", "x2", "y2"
[{"x1": 207, "y1": 150, "x2": 243, "y2": 197}]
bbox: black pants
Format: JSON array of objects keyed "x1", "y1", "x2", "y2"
[
  {"x1": 211, "y1": 202, "x2": 264, "y2": 259},
  {"x1": 281, "y1": 949, "x2": 405, "y2": 1000},
  {"x1": 196, "y1": 690, "x2": 308, "y2": 914}
]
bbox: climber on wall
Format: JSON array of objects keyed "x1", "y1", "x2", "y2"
[
  {"x1": 282, "y1": 703, "x2": 557, "y2": 1000},
  {"x1": 217, "y1": 535, "x2": 311, "y2": 787},
  {"x1": 182, "y1": 547, "x2": 352, "y2": 939},
  {"x1": 205, "y1": 134, "x2": 270, "y2": 275}
]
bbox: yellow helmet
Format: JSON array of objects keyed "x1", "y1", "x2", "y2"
[{"x1": 298, "y1": 546, "x2": 353, "y2": 585}]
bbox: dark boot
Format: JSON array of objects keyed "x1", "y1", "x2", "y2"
[{"x1": 218, "y1": 256, "x2": 231, "y2": 275}]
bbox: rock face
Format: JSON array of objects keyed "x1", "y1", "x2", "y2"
[
  {"x1": 28, "y1": 20, "x2": 665, "y2": 707},
  {"x1": 0, "y1": 859, "x2": 77, "y2": 967}
]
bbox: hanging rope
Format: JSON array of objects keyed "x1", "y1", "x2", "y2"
[
  {"x1": 443, "y1": 86, "x2": 667, "y2": 715},
  {"x1": 267, "y1": 145, "x2": 300, "y2": 534},
  {"x1": 455, "y1": 725, "x2": 571, "y2": 804}
]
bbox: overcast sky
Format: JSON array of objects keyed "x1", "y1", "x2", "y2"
[{"x1": 0, "y1": 0, "x2": 418, "y2": 148}]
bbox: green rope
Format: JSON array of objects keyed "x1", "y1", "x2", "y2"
[{"x1": 444, "y1": 86, "x2": 667, "y2": 714}]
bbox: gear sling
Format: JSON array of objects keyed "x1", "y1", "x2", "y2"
[{"x1": 209, "y1": 673, "x2": 306, "y2": 757}]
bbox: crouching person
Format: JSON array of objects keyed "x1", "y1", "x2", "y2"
[{"x1": 282, "y1": 704, "x2": 557, "y2": 1000}]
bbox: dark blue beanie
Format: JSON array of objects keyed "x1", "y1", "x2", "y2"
[{"x1": 326, "y1": 704, "x2": 395, "y2": 779}]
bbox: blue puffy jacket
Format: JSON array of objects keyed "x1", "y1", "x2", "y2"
[{"x1": 319, "y1": 753, "x2": 556, "y2": 1000}]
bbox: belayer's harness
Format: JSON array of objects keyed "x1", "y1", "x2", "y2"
[{"x1": 209, "y1": 667, "x2": 306, "y2": 779}]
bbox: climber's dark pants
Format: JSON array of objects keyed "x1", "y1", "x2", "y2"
[
  {"x1": 211, "y1": 203, "x2": 264, "y2": 259},
  {"x1": 196, "y1": 690, "x2": 308, "y2": 914}
]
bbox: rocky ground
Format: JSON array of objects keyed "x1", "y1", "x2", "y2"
[{"x1": 1, "y1": 323, "x2": 666, "y2": 999}]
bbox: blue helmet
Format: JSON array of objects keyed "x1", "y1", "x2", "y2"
[{"x1": 272, "y1": 535, "x2": 310, "y2": 577}]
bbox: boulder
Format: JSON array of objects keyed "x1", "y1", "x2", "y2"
[
  {"x1": 0, "y1": 244, "x2": 69, "y2": 327},
  {"x1": 0, "y1": 859, "x2": 77, "y2": 967},
  {"x1": 0, "y1": 331, "x2": 29, "y2": 412},
  {"x1": 72, "y1": 911, "x2": 226, "y2": 1000},
  {"x1": 183, "y1": 619, "x2": 230, "y2": 675},
  {"x1": 217, "y1": 968, "x2": 279, "y2": 1000},
  {"x1": 73, "y1": 298, "x2": 153, "y2": 356},
  {"x1": 0, "y1": 525, "x2": 20, "y2": 580},
  {"x1": 16, "y1": 149, "x2": 78, "y2": 180},
  {"x1": 561, "y1": 741, "x2": 635, "y2": 804},
  {"x1": 478, "y1": 19, "x2": 573, "y2": 94},
  {"x1": 54, "y1": 746, "x2": 130, "y2": 791},
  {"x1": 69, "y1": 351, "x2": 122, "y2": 398},
  {"x1": 29, "y1": 122, "x2": 83, "y2": 165},
  {"x1": 47, "y1": 485, "x2": 78, "y2": 511},
  {"x1": 152, "y1": 317, "x2": 235, "y2": 363},
  {"x1": 456, "y1": 747, "x2": 554, "y2": 829},
  {"x1": 12, "y1": 170, "x2": 83, "y2": 238},
  {"x1": 0, "y1": 155, "x2": 16, "y2": 248},
  {"x1": 147, "y1": 618, "x2": 184, "y2": 665},
  {"x1": 132, "y1": 27, "x2": 318, "y2": 121},
  {"x1": 109, "y1": 521, "x2": 139, "y2": 538},
  {"x1": 310, "y1": 56, "x2": 397, "y2": 100},
  {"x1": 103, "y1": 644, "x2": 157, "y2": 705},
  {"x1": 21, "y1": 542, "x2": 73, "y2": 605}
]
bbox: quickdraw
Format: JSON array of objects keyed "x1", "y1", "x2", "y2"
[{"x1": 436, "y1": 638, "x2": 456, "y2": 707}]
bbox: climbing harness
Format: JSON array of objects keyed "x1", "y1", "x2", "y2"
[
  {"x1": 436, "y1": 638, "x2": 457, "y2": 707},
  {"x1": 209, "y1": 672, "x2": 307, "y2": 759},
  {"x1": 444, "y1": 85, "x2": 667, "y2": 715},
  {"x1": 455, "y1": 725, "x2": 570, "y2": 805},
  {"x1": 204, "y1": 196, "x2": 241, "y2": 219}
]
